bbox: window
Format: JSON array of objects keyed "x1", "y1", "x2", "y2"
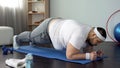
[{"x1": 0, "y1": 0, "x2": 23, "y2": 8}]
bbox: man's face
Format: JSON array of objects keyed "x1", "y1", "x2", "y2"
[{"x1": 89, "y1": 35, "x2": 103, "y2": 46}]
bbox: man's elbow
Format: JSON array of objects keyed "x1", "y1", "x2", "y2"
[{"x1": 66, "y1": 54, "x2": 74, "y2": 60}]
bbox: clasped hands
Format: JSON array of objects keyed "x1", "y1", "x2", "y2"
[{"x1": 90, "y1": 50, "x2": 103, "y2": 60}]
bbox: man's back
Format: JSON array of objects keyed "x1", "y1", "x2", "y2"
[{"x1": 48, "y1": 19, "x2": 92, "y2": 50}]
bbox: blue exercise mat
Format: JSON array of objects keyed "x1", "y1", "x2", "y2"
[{"x1": 13, "y1": 45, "x2": 106, "y2": 64}]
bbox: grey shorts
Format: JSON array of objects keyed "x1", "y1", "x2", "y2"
[{"x1": 16, "y1": 18, "x2": 55, "y2": 45}]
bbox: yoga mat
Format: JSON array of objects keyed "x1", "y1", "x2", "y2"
[{"x1": 13, "y1": 45, "x2": 106, "y2": 64}]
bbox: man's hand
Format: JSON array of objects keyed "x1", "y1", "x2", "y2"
[
  {"x1": 90, "y1": 51, "x2": 97, "y2": 60},
  {"x1": 97, "y1": 50, "x2": 104, "y2": 57}
]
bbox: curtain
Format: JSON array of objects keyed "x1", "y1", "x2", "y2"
[{"x1": 0, "y1": 0, "x2": 28, "y2": 34}]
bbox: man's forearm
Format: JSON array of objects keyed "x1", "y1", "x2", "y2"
[{"x1": 66, "y1": 53, "x2": 86, "y2": 60}]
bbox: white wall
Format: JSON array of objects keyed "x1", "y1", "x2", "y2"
[{"x1": 50, "y1": 0, "x2": 120, "y2": 41}]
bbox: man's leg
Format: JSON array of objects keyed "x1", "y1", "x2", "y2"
[
  {"x1": 16, "y1": 31, "x2": 31, "y2": 45},
  {"x1": 30, "y1": 18, "x2": 53, "y2": 44},
  {"x1": 15, "y1": 18, "x2": 55, "y2": 46},
  {"x1": 13, "y1": 31, "x2": 31, "y2": 49}
]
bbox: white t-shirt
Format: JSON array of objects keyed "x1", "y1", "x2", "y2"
[{"x1": 49, "y1": 19, "x2": 92, "y2": 50}]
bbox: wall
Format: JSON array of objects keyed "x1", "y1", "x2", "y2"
[{"x1": 50, "y1": 0, "x2": 120, "y2": 41}]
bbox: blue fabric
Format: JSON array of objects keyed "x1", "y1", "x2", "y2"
[{"x1": 13, "y1": 45, "x2": 107, "y2": 64}]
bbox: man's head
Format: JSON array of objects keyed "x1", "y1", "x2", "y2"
[{"x1": 87, "y1": 27, "x2": 107, "y2": 46}]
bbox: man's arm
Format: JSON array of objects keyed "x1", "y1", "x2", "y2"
[
  {"x1": 66, "y1": 43, "x2": 97, "y2": 60},
  {"x1": 83, "y1": 45, "x2": 104, "y2": 57}
]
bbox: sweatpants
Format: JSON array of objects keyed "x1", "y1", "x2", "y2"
[{"x1": 16, "y1": 18, "x2": 54, "y2": 45}]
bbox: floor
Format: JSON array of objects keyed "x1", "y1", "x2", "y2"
[
  {"x1": 0, "y1": 45, "x2": 27, "y2": 68},
  {"x1": 0, "y1": 44, "x2": 52, "y2": 68},
  {"x1": 0, "y1": 42, "x2": 120, "y2": 68},
  {"x1": 0, "y1": 45, "x2": 14, "y2": 68}
]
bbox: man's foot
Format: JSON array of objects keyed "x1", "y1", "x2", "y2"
[{"x1": 13, "y1": 35, "x2": 19, "y2": 49}]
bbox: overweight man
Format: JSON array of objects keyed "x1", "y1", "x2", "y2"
[{"x1": 14, "y1": 17, "x2": 107, "y2": 61}]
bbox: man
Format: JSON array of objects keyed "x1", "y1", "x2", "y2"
[{"x1": 14, "y1": 17, "x2": 107, "y2": 61}]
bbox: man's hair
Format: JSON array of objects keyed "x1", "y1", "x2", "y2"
[{"x1": 97, "y1": 27, "x2": 107, "y2": 39}]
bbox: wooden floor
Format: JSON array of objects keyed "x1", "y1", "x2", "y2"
[
  {"x1": 0, "y1": 46, "x2": 13, "y2": 68},
  {"x1": 0, "y1": 42, "x2": 120, "y2": 68}
]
